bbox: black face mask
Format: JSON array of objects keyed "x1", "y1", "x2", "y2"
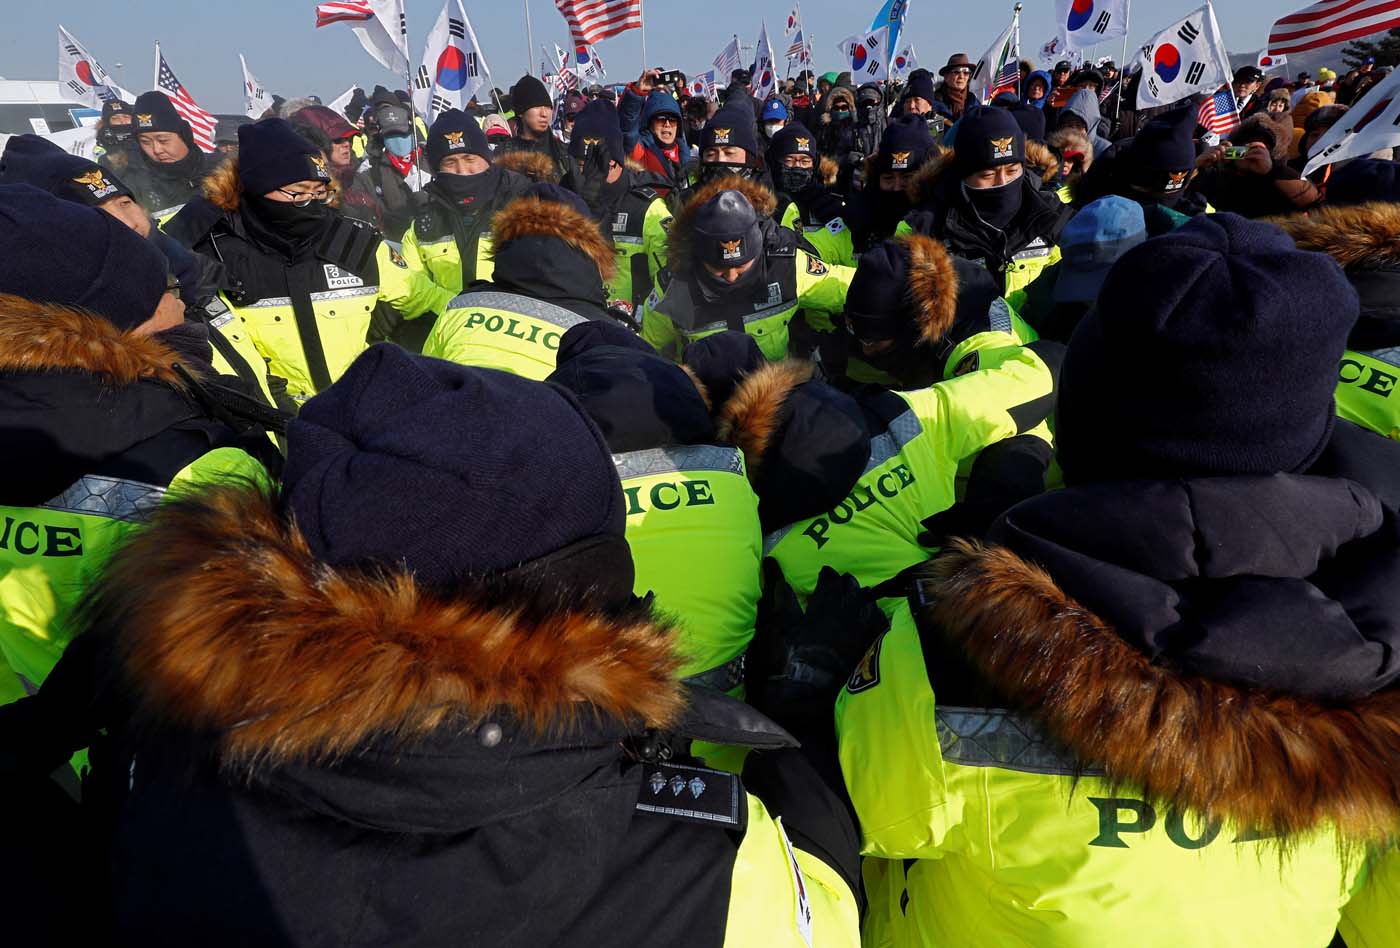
[
  {"x1": 872, "y1": 188, "x2": 911, "y2": 238},
  {"x1": 694, "y1": 253, "x2": 765, "y2": 303},
  {"x1": 698, "y1": 160, "x2": 761, "y2": 186},
  {"x1": 859, "y1": 337, "x2": 941, "y2": 389},
  {"x1": 245, "y1": 194, "x2": 331, "y2": 244},
  {"x1": 779, "y1": 165, "x2": 814, "y2": 194},
  {"x1": 961, "y1": 178, "x2": 1023, "y2": 230},
  {"x1": 831, "y1": 109, "x2": 853, "y2": 123},
  {"x1": 433, "y1": 165, "x2": 498, "y2": 209}
]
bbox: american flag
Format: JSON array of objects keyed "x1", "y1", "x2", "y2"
[
  {"x1": 1099, "y1": 79, "x2": 1121, "y2": 103},
  {"x1": 554, "y1": 0, "x2": 642, "y2": 46},
  {"x1": 786, "y1": 29, "x2": 807, "y2": 60},
  {"x1": 156, "y1": 50, "x2": 217, "y2": 153},
  {"x1": 1268, "y1": 0, "x2": 1400, "y2": 56},
  {"x1": 1197, "y1": 86, "x2": 1242, "y2": 136},
  {"x1": 315, "y1": 0, "x2": 375, "y2": 27},
  {"x1": 988, "y1": 58, "x2": 1020, "y2": 100}
]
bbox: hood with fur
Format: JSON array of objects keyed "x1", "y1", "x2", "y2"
[
  {"x1": 490, "y1": 195, "x2": 617, "y2": 283},
  {"x1": 716, "y1": 359, "x2": 813, "y2": 483},
  {"x1": 896, "y1": 233, "x2": 961, "y2": 347},
  {"x1": 1023, "y1": 141, "x2": 1061, "y2": 187},
  {"x1": 1272, "y1": 201, "x2": 1400, "y2": 270},
  {"x1": 919, "y1": 533, "x2": 1400, "y2": 845},
  {"x1": 0, "y1": 296, "x2": 187, "y2": 388},
  {"x1": 905, "y1": 150, "x2": 956, "y2": 206},
  {"x1": 92, "y1": 483, "x2": 685, "y2": 773},
  {"x1": 494, "y1": 149, "x2": 562, "y2": 184},
  {"x1": 666, "y1": 176, "x2": 778, "y2": 274}
]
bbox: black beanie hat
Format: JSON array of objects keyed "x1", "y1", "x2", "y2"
[
  {"x1": 1007, "y1": 102, "x2": 1047, "y2": 143},
  {"x1": 0, "y1": 134, "x2": 134, "y2": 207},
  {"x1": 952, "y1": 106, "x2": 1025, "y2": 178},
  {"x1": 904, "y1": 73, "x2": 937, "y2": 107},
  {"x1": 768, "y1": 122, "x2": 817, "y2": 161},
  {"x1": 511, "y1": 74, "x2": 554, "y2": 114},
  {"x1": 549, "y1": 344, "x2": 714, "y2": 453},
  {"x1": 690, "y1": 189, "x2": 763, "y2": 269},
  {"x1": 701, "y1": 105, "x2": 761, "y2": 159},
  {"x1": 877, "y1": 115, "x2": 937, "y2": 174},
  {"x1": 1056, "y1": 213, "x2": 1358, "y2": 485},
  {"x1": 237, "y1": 118, "x2": 332, "y2": 196},
  {"x1": 526, "y1": 181, "x2": 594, "y2": 221},
  {"x1": 132, "y1": 90, "x2": 192, "y2": 139},
  {"x1": 683, "y1": 331, "x2": 765, "y2": 407},
  {"x1": 1127, "y1": 105, "x2": 1198, "y2": 172},
  {"x1": 425, "y1": 108, "x2": 491, "y2": 170},
  {"x1": 0, "y1": 183, "x2": 167, "y2": 331},
  {"x1": 1326, "y1": 159, "x2": 1400, "y2": 206},
  {"x1": 568, "y1": 98, "x2": 626, "y2": 165},
  {"x1": 101, "y1": 98, "x2": 133, "y2": 121},
  {"x1": 283, "y1": 344, "x2": 628, "y2": 589},
  {"x1": 556, "y1": 320, "x2": 655, "y2": 366}
]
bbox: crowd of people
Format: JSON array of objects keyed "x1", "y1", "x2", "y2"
[{"x1": 1, "y1": 37, "x2": 1398, "y2": 946}]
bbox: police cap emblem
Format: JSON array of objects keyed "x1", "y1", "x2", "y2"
[
  {"x1": 794, "y1": 136, "x2": 811, "y2": 152},
  {"x1": 713, "y1": 127, "x2": 731, "y2": 145},
  {"x1": 443, "y1": 130, "x2": 465, "y2": 149},
  {"x1": 1165, "y1": 170, "x2": 1190, "y2": 192},
  {"x1": 308, "y1": 154, "x2": 331, "y2": 180},
  {"x1": 136, "y1": 113, "x2": 154, "y2": 128},
  {"x1": 719, "y1": 238, "x2": 743, "y2": 261},
  {"x1": 990, "y1": 136, "x2": 1016, "y2": 160},
  {"x1": 891, "y1": 150, "x2": 911, "y2": 170}
]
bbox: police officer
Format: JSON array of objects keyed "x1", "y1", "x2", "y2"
[
  {"x1": 842, "y1": 116, "x2": 940, "y2": 264},
  {"x1": 167, "y1": 118, "x2": 453, "y2": 403},
  {"x1": 1074, "y1": 106, "x2": 1208, "y2": 235},
  {"x1": 765, "y1": 122, "x2": 846, "y2": 241},
  {"x1": 835, "y1": 214, "x2": 1398, "y2": 948},
  {"x1": 901, "y1": 106, "x2": 1073, "y2": 309},
  {"x1": 94, "y1": 98, "x2": 139, "y2": 172},
  {"x1": 121, "y1": 90, "x2": 218, "y2": 221},
  {"x1": 548, "y1": 324, "x2": 761, "y2": 740},
  {"x1": 423, "y1": 187, "x2": 625, "y2": 379},
  {"x1": 715, "y1": 337, "x2": 1058, "y2": 609},
  {"x1": 0, "y1": 185, "x2": 279, "y2": 709},
  {"x1": 566, "y1": 99, "x2": 673, "y2": 318},
  {"x1": 400, "y1": 109, "x2": 532, "y2": 302},
  {"x1": 75, "y1": 344, "x2": 862, "y2": 945},
  {"x1": 641, "y1": 183, "x2": 853, "y2": 361},
  {"x1": 0, "y1": 134, "x2": 287, "y2": 415},
  {"x1": 688, "y1": 102, "x2": 771, "y2": 193}
]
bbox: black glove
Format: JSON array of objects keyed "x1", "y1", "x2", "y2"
[
  {"x1": 573, "y1": 144, "x2": 614, "y2": 217},
  {"x1": 747, "y1": 561, "x2": 890, "y2": 723}
]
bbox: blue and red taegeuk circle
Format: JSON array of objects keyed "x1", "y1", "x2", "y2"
[
  {"x1": 1066, "y1": 0, "x2": 1095, "y2": 32},
  {"x1": 1154, "y1": 43, "x2": 1182, "y2": 83},
  {"x1": 435, "y1": 46, "x2": 469, "y2": 90},
  {"x1": 851, "y1": 43, "x2": 868, "y2": 71}
]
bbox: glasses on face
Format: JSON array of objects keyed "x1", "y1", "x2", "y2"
[
  {"x1": 949, "y1": 68, "x2": 972, "y2": 77},
  {"x1": 652, "y1": 115, "x2": 679, "y2": 126},
  {"x1": 275, "y1": 187, "x2": 331, "y2": 207}
]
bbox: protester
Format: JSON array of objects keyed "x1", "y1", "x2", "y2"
[
  {"x1": 496, "y1": 75, "x2": 573, "y2": 183},
  {"x1": 289, "y1": 104, "x2": 382, "y2": 229},
  {"x1": 619, "y1": 70, "x2": 688, "y2": 193},
  {"x1": 934, "y1": 54, "x2": 980, "y2": 120},
  {"x1": 358, "y1": 86, "x2": 429, "y2": 239}
]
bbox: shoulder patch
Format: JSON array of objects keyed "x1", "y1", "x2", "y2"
[
  {"x1": 846, "y1": 634, "x2": 884, "y2": 694},
  {"x1": 660, "y1": 215, "x2": 674, "y2": 233},
  {"x1": 635, "y1": 761, "x2": 746, "y2": 830},
  {"x1": 633, "y1": 186, "x2": 658, "y2": 201},
  {"x1": 952, "y1": 352, "x2": 980, "y2": 377},
  {"x1": 805, "y1": 255, "x2": 829, "y2": 276},
  {"x1": 825, "y1": 217, "x2": 847, "y2": 235},
  {"x1": 386, "y1": 244, "x2": 409, "y2": 268}
]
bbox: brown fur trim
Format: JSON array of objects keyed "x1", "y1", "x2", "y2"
[
  {"x1": 679, "y1": 364, "x2": 712, "y2": 412},
  {"x1": 202, "y1": 156, "x2": 242, "y2": 211},
  {"x1": 99, "y1": 484, "x2": 686, "y2": 771},
  {"x1": 1024, "y1": 140, "x2": 1061, "y2": 184},
  {"x1": 818, "y1": 156, "x2": 839, "y2": 188},
  {"x1": 624, "y1": 156, "x2": 650, "y2": 175},
  {"x1": 906, "y1": 150, "x2": 955, "y2": 205},
  {"x1": 1046, "y1": 126, "x2": 1094, "y2": 175},
  {"x1": 918, "y1": 540, "x2": 1400, "y2": 844},
  {"x1": 495, "y1": 149, "x2": 562, "y2": 183},
  {"x1": 490, "y1": 196, "x2": 617, "y2": 282},
  {"x1": 0, "y1": 296, "x2": 186, "y2": 387},
  {"x1": 896, "y1": 234, "x2": 960, "y2": 346},
  {"x1": 667, "y1": 176, "x2": 779, "y2": 273},
  {"x1": 715, "y1": 360, "x2": 813, "y2": 484},
  {"x1": 1270, "y1": 202, "x2": 1400, "y2": 269},
  {"x1": 199, "y1": 156, "x2": 343, "y2": 211}
]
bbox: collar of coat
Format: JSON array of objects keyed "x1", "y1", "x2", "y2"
[
  {"x1": 0, "y1": 295, "x2": 187, "y2": 389},
  {"x1": 1270, "y1": 200, "x2": 1400, "y2": 271},
  {"x1": 95, "y1": 484, "x2": 685, "y2": 773},
  {"x1": 666, "y1": 176, "x2": 778, "y2": 274},
  {"x1": 912, "y1": 538, "x2": 1400, "y2": 845}
]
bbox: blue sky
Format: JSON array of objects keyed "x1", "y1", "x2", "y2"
[{"x1": 2, "y1": 1, "x2": 1331, "y2": 112}]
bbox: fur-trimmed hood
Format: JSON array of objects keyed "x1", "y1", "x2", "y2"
[
  {"x1": 201, "y1": 156, "x2": 342, "y2": 212},
  {"x1": 1271, "y1": 201, "x2": 1400, "y2": 270},
  {"x1": 667, "y1": 176, "x2": 778, "y2": 273},
  {"x1": 818, "y1": 156, "x2": 839, "y2": 188},
  {"x1": 1024, "y1": 140, "x2": 1061, "y2": 186},
  {"x1": 920, "y1": 536, "x2": 1400, "y2": 844},
  {"x1": 905, "y1": 150, "x2": 956, "y2": 206},
  {"x1": 893, "y1": 233, "x2": 960, "y2": 346},
  {"x1": 0, "y1": 295, "x2": 186, "y2": 388},
  {"x1": 490, "y1": 195, "x2": 617, "y2": 282},
  {"x1": 716, "y1": 359, "x2": 813, "y2": 483},
  {"x1": 1045, "y1": 125, "x2": 1094, "y2": 178},
  {"x1": 92, "y1": 484, "x2": 685, "y2": 773},
  {"x1": 495, "y1": 149, "x2": 562, "y2": 184}
]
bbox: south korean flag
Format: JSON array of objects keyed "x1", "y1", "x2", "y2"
[
  {"x1": 836, "y1": 26, "x2": 889, "y2": 82},
  {"x1": 1134, "y1": 2, "x2": 1232, "y2": 109}
]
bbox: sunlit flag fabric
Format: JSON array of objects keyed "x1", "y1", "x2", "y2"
[
  {"x1": 1304, "y1": 64, "x2": 1400, "y2": 175},
  {"x1": 1197, "y1": 86, "x2": 1242, "y2": 135},
  {"x1": 974, "y1": 12, "x2": 1021, "y2": 103},
  {"x1": 412, "y1": 0, "x2": 487, "y2": 121},
  {"x1": 1056, "y1": 0, "x2": 1129, "y2": 51},
  {"x1": 240, "y1": 54, "x2": 272, "y2": 120},
  {"x1": 575, "y1": 44, "x2": 606, "y2": 83},
  {"x1": 714, "y1": 37, "x2": 742, "y2": 78},
  {"x1": 750, "y1": 22, "x2": 777, "y2": 99},
  {"x1": 785, "y1": 4, "x2": 801, "y2": 36},
  {"x1": 57, "y1": 25, "x2": 131, "y2": 109},
  {"x1": 156, "y1": 50, "x2": 217, "y2": 152},
  {"x1": 315, "y1": 0, "x2": 409, "y2": 75},
  {"x1": 1134, "y1": 3, "x2": 1232, "y2": 109},
  {"x1": 553, "y1": 0, "x2": 642, "y2": 46},
  {"x1": 1269, "y1": 0, "x2": 1400, "y2": 57},
  {"x1": 869, "y1": 0, "x2": 909, "y2": 62},
  {"x1": 786, "y1": 30, "x2": 808, "y2": 61},
  {"x1": 1257, "y1": 50, "x2": 1288, "y2": 70},
  {"x1": 837, "y1": 26, "x2": 890, "y2": 82},
  {"x1": 891, "y1": 43, "x2": 918, "y2": 79},
  {"x1": 689, "y1": 70, "x2": 717, "y2": 101}
]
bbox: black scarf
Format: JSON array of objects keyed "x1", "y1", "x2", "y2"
[{"x1": 240, "y1": 195, "x2": 334, "y2": 259}]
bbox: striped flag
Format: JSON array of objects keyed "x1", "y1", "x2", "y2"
[
  {"x1": 714, "y1": 37, "x2": 742, "y2": 77},
  {"x1": 315, "y1": 0, "x2": 374, "y2": 26},
  {"x1": 156, "y1": 48, "x2": 217, "y2": 152},
  {"x1": 975, "y1": 12, "x2": 1021, "y2": 102},
  {"x1": 553, "y1": 0, "x2": 642, "y2": 46},
  {"x1": 786, "y1": 30, "x2": 807, "y2": 60},
  {"x1": 1197, "y1": 85, "x2": 1241, "y2": 135},
  {"x1": 989, "y1": 58, "x2": 1021, "y2": 100},
  {"x1": 1269, "y1": 0, "x2": 1400, "y2": 56}
]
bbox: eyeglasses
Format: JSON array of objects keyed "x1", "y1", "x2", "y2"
[
  {"x1": 275, "y1": 187, "x2": 332, "y2": 207},
  {"x1": 948, "y1": 68, "x2": 972, "y2": 77},
  {"x1": 652, "y1": 115, "x2": 679, "y2": 126}
]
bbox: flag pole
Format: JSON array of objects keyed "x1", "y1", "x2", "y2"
[
  {"x1": 1113, "y1": 0, "x2": 1132, "y2": 123},
  {"x1": 525, "y1": 0, "x2": 536, "y2": 77},
  {"x1": 640, "y1": 0, "x2": 649, "y2": 68},
  {"x1": 153, "y1": 40, "x2": 161, "y2": 91}
]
